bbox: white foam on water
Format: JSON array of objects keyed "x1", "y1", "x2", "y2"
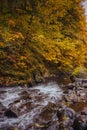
[
  {"x1": 31, "y1": 81, "x2": 63, "y2": 102},
  {"x1": 0, "y1": 87, "x2": 22, "y2": 108},
  {"x1": 0, "y1": 81, "x2": 63, "y2": 129}
]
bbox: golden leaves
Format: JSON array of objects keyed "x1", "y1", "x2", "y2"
[
  {"x1": 8, "y1": 19, "x2": 16, "y2": 27},
  {"x1": 8, "y1": 32, "x2": 24, "y2": 41}
]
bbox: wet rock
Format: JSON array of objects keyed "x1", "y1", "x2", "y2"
[
  {"x1": 0, "y1": 80, "x2": 86, "y2": 130},
  {"x1": 19, "y1": 101, "x2": 34, "y2": 112},
  {"x1": 18, "y1": 123, "x2": 26, "y2": 130},
  {"x1": 73, "y1": 116, "x2": 87, "y2": 130},
  {"x1": 81, "y1": 107, "x2": 87, "y2": 115},
  {"x1": 32, "y1": 72, "x2": 44, "y2": 85},
  {"x1": 82, "y1": 79, "x2": 87, "y2": 83},
  {"x1": 4, "y1": 109, "x2": 18, "y2": 118},
  {"x1": 28, "y1": 82, "x2": 33, "y2": 87},
  {"x1": 71, "y1": 102, "x2": 87, "y2": 112},
  {"x1": 19, "y1": 91, "x2": 29, "y2": 95},
  {"x1": 82, "y1": 83, "x2": 87, "y2": 88},
  {"x1": 70, "y1": 75, "x2": 76, "y2": 83},
  {"x1": 57, "y1": 104, "x2": 66, "y2": 120},
  {"x1": 0, "y1": 103, "x2": 6, "y2": 118},
  {"x1": 25, "y1": 125, "x2": 34, "y2": 130},
  {"x1": 57, "y1": 107, "x2": 76, "y2": 130},
  {"x1": 63, "y1": 95, "x2": 70, "y2": 102},
  {"x1": 0, "y1": 121, "x2": 18, "y2": 130},
  {"x1": 0, "y1": 127, "x2": 14, "y2": 130},
  {"x1": 66, "y1": 83, "x2": 75, "y2": 90},
  {"x1": 0, "y1": 89, "x2": 7, "y2": 94},
  {"x1": 64, "y1": 107, "x2": 76, "y2": 120},
  {"x1": 59, "y1": 122, "x2": 73, "y2": 130},
  {"x1": 20, "y1": 94, "x2": 32, "y2": 101},
  {"x1": 19, "y1": 91, "x2": 32, "y2": 102},
  {"x1": 34, "y1": 103, "x2": 57, "y2": 129},
  {"x1": 47, "y1": 121, "x2": 59, "y2": 130},
  {"x1": 63, "y1": 77, "x2": 87, "y2": 104},
  {"x1": 63, "y1": 93, "x2": 78, "y2": 104}
]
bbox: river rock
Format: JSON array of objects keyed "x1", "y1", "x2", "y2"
[
  {"x1": 19, "y1": 101, "x2": 34, "y2": 113},
  {"x1": 34, "y1": 103, "x2": 57, "y2": 129},
  {"x1": 64, "y1": 107, "x2": 76, "y2": 120},
  {"x1": 57, "y1": 107, "x2": 76, "y2": 130},
  {"x1": 0, "y1": 103, "x2": 6, "y2": 118},
  {"x1": 81, "y1": 107, "x2": 87, "y2": 115},
  {"x1": 66, "y1": 83, "x2": 75, "y2": 90},
  {"x1": 0, "y1": 126, "x2": 14, "y2": 130},
  {"x1": 45, "y1": 120, "x2": 60, "y2": 130},
  {"x1": 73, "y1": 115, "x2": 87, "y2": 130},
  {"x1": 4, "y1": 109, "x2": 18, "y2": 118},
  {"x1": 0, "y1": 80, "x2": 86, "y2": 130}
]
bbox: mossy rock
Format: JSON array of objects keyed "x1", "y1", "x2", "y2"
[{"x1": 72, "y1": 67, "x2": 87, "y2": 78}]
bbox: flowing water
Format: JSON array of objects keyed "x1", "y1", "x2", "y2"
[{"x1": 0, "y1": 81, "x2": 63, "y2": 129}]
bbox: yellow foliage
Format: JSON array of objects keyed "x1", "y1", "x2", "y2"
[
  {"x1": 8, "y1": 19, "x2": 16, "y2": 27},
  {"x1": 0, "y1": 0, "x2": 87, "y2": 86},
  {"x1": 0, "y1": 42, "x2": 6, "y2": 47},
  {"x1": 8, "y1": 32, "x2": 24, "y2": 41}
]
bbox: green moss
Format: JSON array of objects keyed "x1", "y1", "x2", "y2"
[{"x1": 72, "y1": 66, "x2": 87, "y2": 78}]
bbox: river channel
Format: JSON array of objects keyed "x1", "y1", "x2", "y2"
[{"x1": 0, "y1": 81, "x2": 63, "y2": 130}]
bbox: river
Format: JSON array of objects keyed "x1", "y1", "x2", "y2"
[{"x1": 0, "y1": 81, "x2": 63, "y2": 130}]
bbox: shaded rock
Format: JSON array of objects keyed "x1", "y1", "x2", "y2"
[
  {"x1": 32, "y1": 72, "x2": 44, "y2": 85},
  {"x1": 64, "y1": 107, "x2": 76, "y2": 120},
  {"x1": 4, "y1": 109, "x2": 18, "y2": 118},
  {"x1": 81, "y1": 107, "x2": 87, "y2": 115},
  {"x1": 0, "y1": 127, "x2": 14, "y2": 130},
  {"x1": 19, "y1": 101, "x2": 34, "y2": 112},
  {"x1": 82, "y1": 79, "x2": 87, "y2": 83},
  {"x1": 13, "y1": 99, "x2": 21, "y2": 104},
  {"x1": 59, "y1": 122, "x2": 73, "y2": 130},
  {"x1": 1, "y1": 126, "x2": 19, "y2": 130},
  {"x1": 47, "y1": 121, "x2": 59, "y2": 130},
  {"x1": 57, "y1": 107, "x2": 76, "y2": 130},
  {"x1": 20, "y1": 94, "x2": 32, "y2": 101},
  {"x1": 56, "y1": 104, "x2": 67, "y2": 120},
  {"x1": 66, "y1": 83, "x2": 75, "y2": 90},
  {"x1": 82, "y1": 83, "x2": 87, "y2": 88},
  {"x1": 63, "y1": 95, "x2": 70, "y2": 102},
  {"x1": 57, "y1": 72, "x2": 71, "y2": 85},
  {"x1": 73, "y1": 116, "x2": 87, "y2": 130},
  {"x1": 34, "y1": 103, "x2": 57, "y2": 129},
  {"x1": 0, "y1": 103, "x2": 6, "y2": 118},
  {"x1": 70, "y1": 75, "x2": 75, "y2": 83},
  {"x1": 0, "y1": 79, "x2": 86, "y2": 130},
  {"x1": 19, "y1": 91, "x2": 29, "y2": 95},
  {"x1": 71, "y1": 102, "x2": 87, "y2": 112}
]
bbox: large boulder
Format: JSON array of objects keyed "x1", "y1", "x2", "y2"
[
  {"x1": 73, "y1": 115, "x2": 87, "y2": 130},
  {"x1": 57, "y1": 107, "x2": 76, "y2": 130},
  {"x1": 34, "y1": 102, "x2": 57, "y2": 129}
]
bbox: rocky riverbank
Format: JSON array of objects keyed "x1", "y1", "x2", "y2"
[{"x1": 0, "y1": 79, "x2": 87, "y2": 130}]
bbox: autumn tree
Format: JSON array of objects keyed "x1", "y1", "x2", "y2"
[{"x1": 0, "y1": 0, "x2": 87, "y2": 86}]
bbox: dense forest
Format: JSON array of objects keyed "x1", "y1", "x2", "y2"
[{"x1": 0, "y1": 0, "x2": 87, "y2": 86}]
